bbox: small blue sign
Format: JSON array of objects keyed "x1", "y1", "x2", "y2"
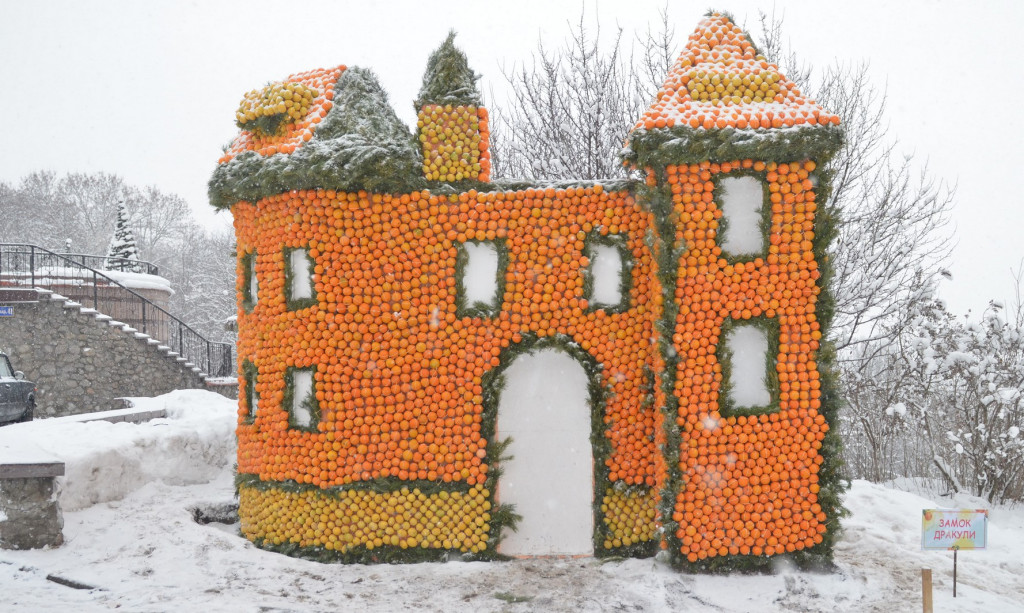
[{"x1": 0, "y1": 306, "x2": 13, "y2": 317}]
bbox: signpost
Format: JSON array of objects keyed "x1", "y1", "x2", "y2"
[
  {"x1": 922, "y1": 509, "x2": 988, "y2": 598},
  {"x1": 0, "y1": 306, "x2": 13, "y2": 317}
]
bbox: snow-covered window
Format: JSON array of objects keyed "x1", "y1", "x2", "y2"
[
  {"x1": 284, "y1": 247, "x2": 316, "y2": 310},
  {"x1": 286, "y1": 367, "x2": 319, "y2": 431},
  {"x1": 242, "y1": 251, "x2": 258, "y2": 312},
  {"x1": 243, "y1": 361, "x2": 259, "y2": 423},
  {"x1": 585, "y1": 234, "x2": 631, "y2": 312},
  {"x1": 718, "y1": 176, "x2": 766, "y2": 259},
  {"x1": 719, "y1": 321, "x2": 776, "y2": 416},
  {"x1": 457, "y1": 240, "x2": 505, "y2": 317}
]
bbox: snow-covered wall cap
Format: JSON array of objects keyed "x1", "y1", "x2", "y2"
[
  {"x1": 622, "y1": 12, "x2": 843, "y2": 167},
  {"x1": 219, "y1": 66, "x2": 346, "y2": 163}
]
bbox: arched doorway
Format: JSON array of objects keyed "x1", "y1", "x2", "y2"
[{"x1": 494, "y1": 345, "x2": 595, "y2": 556}]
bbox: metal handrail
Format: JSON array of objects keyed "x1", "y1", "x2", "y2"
[
  {"x1": 49, "y1": 252, "x2": 160, "y2": 276},
  {"x1": 0, "y1": 243, "x2": 233, "y2": 377}
]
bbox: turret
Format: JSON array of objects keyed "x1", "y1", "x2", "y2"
[{"x1": 415, "y1": 32, "x2": 491, "y2": 183}]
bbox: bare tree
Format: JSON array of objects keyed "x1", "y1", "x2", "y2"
[
  {"x1": 756, "y1": 12, "x2": 955, "y2": 358},
  {"x1": 491, "y1": 10, "x2": 646, "y2": 181},
  {"x1": 0, "y1": 171, "x2": 236, "y2": 343}
]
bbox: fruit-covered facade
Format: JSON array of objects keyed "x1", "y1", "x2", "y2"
[{"x1": 212, "y1": 13, "x2": 844, "y2": 570}]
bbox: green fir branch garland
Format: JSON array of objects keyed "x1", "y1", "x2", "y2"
[
  {"x1": 638, "y1": 176, "x2": 689, "y2": 558},
  {"x1": 622, "y1": 124, "x2": 843, "y2": 169},
  {"x1": 478, "y1": 331, "x2": 655, "y2": 557}
]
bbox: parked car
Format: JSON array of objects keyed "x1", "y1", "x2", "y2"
[{"x1": 0, "y1": 351, "x2": 35, "y2": 425}]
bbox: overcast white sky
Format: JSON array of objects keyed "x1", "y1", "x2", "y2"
[{"x1": 1, "y1": 0, "x2": 1022, "y2": 317}]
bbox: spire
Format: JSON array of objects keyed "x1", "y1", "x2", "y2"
[{"x1": 632, "y1": 13, "x2": 839, "y2": 133}]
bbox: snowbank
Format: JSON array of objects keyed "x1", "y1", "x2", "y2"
[
  {"x1": 0, "y1": 389, "x2": 235, "y2": 511},
  {"x1": 0, "y1": 391, "x2": 1022, "y2": 611}
]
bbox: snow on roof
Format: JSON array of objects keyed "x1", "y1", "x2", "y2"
[
  {"x1": 631, "y1": 13, "x2": 839, "y2": 134},
  {"x1": 218, "y1": 66, "x2": 346, "y2": 163}
]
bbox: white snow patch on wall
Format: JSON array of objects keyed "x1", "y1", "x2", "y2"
[
  {"x1": 291, "y1": 369, "x2": 315, "y2": 428},
  {"x1": 462, "y1": 242, "x2": 499, "y2": 308},
  {"x1": 288, "y1": 249, "x2": 313, "y2": 301},
  {"x1": 589, "y1": 244, "x2": 623, "y2": 307},
  {"x1": 719, "y1": 176, "x2": 764, "y2": 256},
  {"x1": 725, "y1": 324, "x2": 771, "y2": 408},
  {"x1": 497, "y1": 348, "x2": 593, "y2": 556}
]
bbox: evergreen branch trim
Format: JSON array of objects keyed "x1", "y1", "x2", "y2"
[
  {"x1": 244, "y1": 534, "x2": 512, "y2": 565},
  {"x1": 479, "y1": 331, "x2": 653, "y2": 558},
  {"x1": 415, "y1": 30, "x2": 482, "y2": 109},
  {"x1": 622, "y1": 124, "x2": 844, "y2": 169}
]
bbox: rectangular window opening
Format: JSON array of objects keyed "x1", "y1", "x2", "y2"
[
  {"x1": 719, "y1": 320, "x2": 778, "y2": 417},
  {"x1": 242, "y1": 251, "x2": 258, "y2": 312},
  {"x1": 285, "y1": 247, "x2": 317, "y2": 310},
  {"x1": 457, "y1": 240, "x2": 506, "y2": 317},
  {"x1": 287, "y1": 367, "x2": 319, "y2": 431},
  {"x1": 243, "y1": 361, "x2": 259, "y2": 423},
  {"x1": 718, "y1": 175, "x2": 767, "y2": 259},
  {"x1": 585, "y1": 234, "x2": 631, "y2": 312}
]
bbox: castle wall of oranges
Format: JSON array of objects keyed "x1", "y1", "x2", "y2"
[{"x1": 209, "y1": 12, "x2": 845, "y2": 571}]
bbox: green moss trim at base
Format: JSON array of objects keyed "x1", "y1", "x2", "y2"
[{"x1": 247, "y1": 536, "x2": 512, "y2": 565}]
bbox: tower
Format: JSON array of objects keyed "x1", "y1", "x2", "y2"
[{"x1": 622, "y1": 12, "x2": 844, "y2": 570}]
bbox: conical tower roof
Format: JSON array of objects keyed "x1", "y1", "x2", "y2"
[{"x1": 623, "y1": 13, "x2": 842, "y2": 166}]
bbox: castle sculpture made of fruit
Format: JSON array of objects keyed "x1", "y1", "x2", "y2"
[{"x1": 211, "y1": 12, "x2": 844, "y2": 571}]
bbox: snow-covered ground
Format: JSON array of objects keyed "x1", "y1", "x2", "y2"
[{"x1": 0, "y1": 390, "x2": 1022, "y2": 612}]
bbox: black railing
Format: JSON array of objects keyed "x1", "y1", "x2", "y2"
[
  {"x1": 0, "y1": 243, "x2": 233, "y2": 377},
  {"x1": 52, "y1": 252, "x2": 160, "y2": 276}
]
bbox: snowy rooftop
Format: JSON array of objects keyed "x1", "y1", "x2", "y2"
[{"x1": 218, "y1": 66, "x2": 346, "y2": 163}]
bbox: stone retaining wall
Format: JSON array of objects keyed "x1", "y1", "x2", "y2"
[
  {"x1": 0, "y1": 291, "x2": 236, "y2": 418},
  {"x1": 0, "y1": 476, "x2": 64, "y2": 549}
]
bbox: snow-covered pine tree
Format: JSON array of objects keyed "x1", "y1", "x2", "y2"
[{"x1": 105, "y1": 198, "x2": 143, "y2": 273}]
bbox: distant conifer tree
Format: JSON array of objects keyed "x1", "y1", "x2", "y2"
[{"x1": 105, "y1": 198, "x2": 143, "y2": 272}]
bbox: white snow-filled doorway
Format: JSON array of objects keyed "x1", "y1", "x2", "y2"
[{"x1": 495, "y1": 346, "x2": 594, "y2": 557}]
